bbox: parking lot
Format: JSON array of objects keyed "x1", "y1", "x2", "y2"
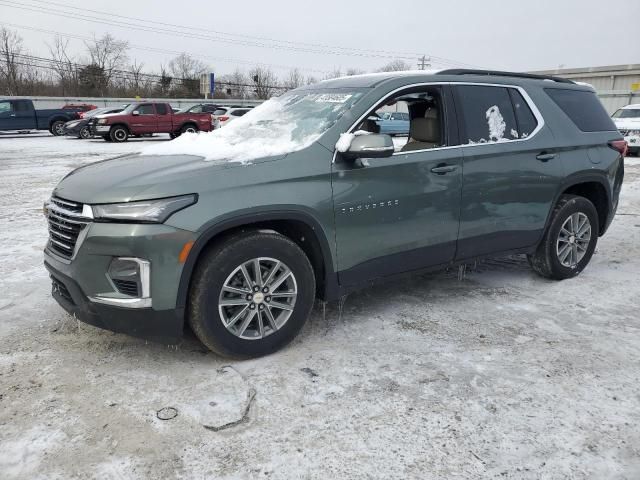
[{"x1": 1, "y1": 133, "x2": 639, "y2": 479}]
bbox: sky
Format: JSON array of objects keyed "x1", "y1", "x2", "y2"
[{"x1": 1, "y1": 0, "x2": 639, "y2": 79}]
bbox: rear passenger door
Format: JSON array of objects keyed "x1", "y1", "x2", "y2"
[
  {"x1": 453, "y1": 84, "x2": 564, "y2": 259},
  {"x1": 155, "y1": 103, "x2": 172, "y2": 132}
]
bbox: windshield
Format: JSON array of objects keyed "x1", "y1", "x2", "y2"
[
  {"x1": 612, "y1": 109, "x2": 640, "y2": 119},
  {"x1": 142, "y1": 89, "x2": 365, "y2": 163}
]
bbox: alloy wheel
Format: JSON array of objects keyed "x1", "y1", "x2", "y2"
[
  {"x1": 218, "y1": 257, "x2": 297, "y2": 340},
  {"x1": 556, "y1": 212, "x2": 591, "y2": 268}
]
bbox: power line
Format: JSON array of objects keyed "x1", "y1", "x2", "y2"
[
  {"x1": 0, "y1": 0, "x2": 478, "y2": 67},
  {"x1": 2, "y1": 51, "x2": 290, "y2": 91},
  {"x1": 0, "y1": 21, "x2": 331, "y2": 74}
]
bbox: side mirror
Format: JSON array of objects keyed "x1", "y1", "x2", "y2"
[
  {"x1": 132, "y1": 110, "x2": 140, "y2": 116},
  {"x1": 343, "y1": 134, "x2": 394, "y2": 159}
]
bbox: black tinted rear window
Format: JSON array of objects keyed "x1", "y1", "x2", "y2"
[{"x1": 545, "y1": 88, "x2": 616, "y2": 132}]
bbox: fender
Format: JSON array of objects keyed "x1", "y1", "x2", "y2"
[
  {"x1": 175, "y1": 207, "x2": 339, "y2": 310},
  {"x1": 542, "y1": 170, "x2": 612, "y2": 239}
]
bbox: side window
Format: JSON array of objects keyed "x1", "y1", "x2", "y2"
[
  {"x1": 508, "y1": 89, "x2": 538, "y2": 139},
  {"x1": 545, "y1": 88, "x2": 616, "y2": 132},
  {"x1": 0, "y1": 101, "x2": 11, "y2": 113},
  {"x1": 156, "y1": 104, "x2": 168, "y2": 115},
  {"x1": 233, "y1": 109, "x2": 249, "y2": 116},
  {"x1": 356, "y1": 86, "x2": 447, "y2": 153},
  {"x1": 136, "y1": 104, "x2": 155, "y2": 115},
  {"x1": 213, "y1": 109, "x2": 227, "y2": 115},
  {"x1": 190, "y1": 105, "x2": 203, "y2": 113},
  {"x1": 14, "y1": 101, "x2": 30, "y2": 112},
  {"x1": 456, "y1": 85, "x2": 518, "y2": 143}
]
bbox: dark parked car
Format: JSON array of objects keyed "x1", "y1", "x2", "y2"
[
  {"x1": 44, "y1": 69, "x2": 625, "y2": 358},
  {"x1": 63, "y1": 106, "x2": 125, "y2": 139},
  {"x1": 0, "y1": 99, "x2": 79, "y2": 135}
]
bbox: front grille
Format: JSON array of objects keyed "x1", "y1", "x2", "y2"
[
  {"x1": 46, "y1": 196, "x2": 91, "y2": 260},
  {"x1": 51, "y1": 275, "x2": 74, "y2": 305},
  {"x1": 112, "y1": 279, "x2": 139, "y2": 297}
]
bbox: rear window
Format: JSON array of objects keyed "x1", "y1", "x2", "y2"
[{"x1": 545, "y1": 88, "x2": 616, "y2": 132}]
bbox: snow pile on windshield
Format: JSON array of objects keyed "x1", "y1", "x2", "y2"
[{"x1": 141, "y1": 91, "x2": 361, "y2": 164}]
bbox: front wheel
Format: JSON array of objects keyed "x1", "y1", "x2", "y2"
[
  {"x1": 109, "y1": 126, "x2": 128, "y2": 142},
  {"x1": 188, "y1": 231, "x2": 316, "y2": 358},
  {"x1": 78, "y1": 126, "x2": 92, "y2": 139},
  {"x1": 50, "y1": 120, "x2": 65, "y2": 136},
  {"x1": 528, "y1": 195, "x2": 599, "y2": 280}
]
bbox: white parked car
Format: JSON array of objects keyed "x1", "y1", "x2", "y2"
[
  {"x1": 212, "y1": 107, "x2": 252, "y2": 129},
  {"x1": 612, "y1": 103, "x2": 640, "y2": 156}
]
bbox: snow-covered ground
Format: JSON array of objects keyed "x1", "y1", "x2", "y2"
[{"x1": 1, "y1": 133, "x2": 639, "y2": 479}]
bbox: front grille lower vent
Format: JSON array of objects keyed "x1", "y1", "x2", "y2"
[
  {"x1": 112, "y1": 279, "x2": 140, "y2": 297},
  {"x1": 46, "y1": 196, "x2": 91, "y2": 260}
]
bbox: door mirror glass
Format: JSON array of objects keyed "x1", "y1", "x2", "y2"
[
  {"x1": 344, "y1": 134, "x2": 394, "y2": 159},
  {"x1": 132, "y1": 110, "x2": 140, "y2": 116}
]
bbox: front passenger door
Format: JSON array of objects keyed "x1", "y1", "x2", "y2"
[
  {"x1": 332, "y1": 85, "x2": 463, "y2": 286},
  {"x1": 131, "y1": 103, "x2": 157, "y2": 135}
]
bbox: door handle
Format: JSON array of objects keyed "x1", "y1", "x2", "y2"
[
  {"x1": 430, "y1": 164, "x2": 458, "y2": 175},
  {"x1": 10, "y1": 114, "x2": 16, "y2": 117},
  {"x1": 536, "y1": 152, "x2": 556, "y2": 162}
]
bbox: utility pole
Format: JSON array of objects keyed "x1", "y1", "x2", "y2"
[{"x1": 418, "y1": 55, "x2": 431, "y2": 70}]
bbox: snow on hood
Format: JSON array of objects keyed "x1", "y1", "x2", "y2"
[{"x1": 141, "y1": 92, "x2": 361, "y2": 164}]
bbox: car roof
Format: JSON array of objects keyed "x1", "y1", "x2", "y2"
[{"x1": 621, "y1": 104, "x2": 640, "y2": 109}]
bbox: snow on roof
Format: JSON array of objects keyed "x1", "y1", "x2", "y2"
[
  {"x1": 319, "y1": 69, "x2": 444, "y2": 83},
  {"x1": 621, "y1": 103, "x2": 640, "y2": 109}
]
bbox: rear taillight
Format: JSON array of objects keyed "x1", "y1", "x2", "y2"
[
  {"x1": 608, "y1": 139, "x2": 628, "y2": 157},
  {"x1": 79, "y1": 112, "x2": 85, "y2": 119},
  {"x1": 218, "y1": 116, "x2": 229, "y2": 122}
]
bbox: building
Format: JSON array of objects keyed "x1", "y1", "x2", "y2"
[{"x1": 530, "y1": 64, "x2": 640, "y2": 113}]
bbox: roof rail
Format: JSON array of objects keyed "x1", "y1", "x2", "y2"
[{"x1": 437, "y1": 69, "x2": 575, "y2": 84}]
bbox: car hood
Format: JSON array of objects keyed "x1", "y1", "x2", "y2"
[
  {"x1": 53, "y1": 153, "x2": 286, "y2": 204},
  {"x1": 614, "y1": 118, "x2": 640, "y2": 129}
]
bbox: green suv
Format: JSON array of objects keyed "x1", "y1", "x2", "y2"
[{"x1": 44, "y1": 70, "x2": 626, "y2": 358}]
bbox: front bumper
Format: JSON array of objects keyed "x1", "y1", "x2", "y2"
[
  {"x1": 93, "y1": 125, "x2": 111, "y2": 134},
  {"x1": 625, "y1": 135, "x2": 639, "y2": 153},
  {"x1": 43, "y1": 221, "x2": 196, "y2": 343},
  {"x1": 46, "y1": 262, "x2": 184, "y2": 343}
]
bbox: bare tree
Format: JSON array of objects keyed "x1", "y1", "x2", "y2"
[
  {"x1": 323, "y1": 68, "x2": 342, "y2": 80},
  {"x1": 377, "y1": 59, "x2": 412, "y2": 72},
  {"x1": 156, "y1": 64, "x2": 173, "y2": 97},
  {"x1": 284, "y1": 68, "x2": 304, "y2": 90},
  {"x1": 345, "y1": 68, "x2": 365, "y2": 76},
  {"x1": 169, "y1": 53, "x2": 207, "y2": 97},
  {"x1": 47, "y1": 36, "x2": 78, "y2": 95},
  {"x1": 249, "y1": 66, "x2": 277, "y2": 99},
  {"x1": 218, "y1": 68, "x2": 249, "y2": 98},
  {"x1": 0, "y1": 27, "x2": 25, "y2": 95},
  {"x1": 128, "y1": 59, "x2": 145, "y2": 95},
  {"x1": 84, "y1": 33, "x2": 129, "y2": 94},
  {"x1": 305, "y1": 75, "x2": 319, "y2": 85}
]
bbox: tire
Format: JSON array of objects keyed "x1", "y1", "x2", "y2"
[
  {"x1": 78, "y1": 126, "x2": 91, "y2": 139},
  {"x1": 188, "y1": 231, "x2": 316, "y2": 358},
  {"x1": 181, "y1": 124, "x2": 198, "y2": 134},
  {"x1": 528, "y1": 195, "x2": 599, "y2": 280},
  {"x1": 50, "y1": 120, "x2": 65, "y2": 136},
  {"x1": 109, "y1": 125, "x2": 128, "y2": 142},
  {"x1": 169, "y1": 133, "x2": 177, "y2": 140},
  {"x1": 102, "y1": 135, "x2": 112, "y2": 142}
]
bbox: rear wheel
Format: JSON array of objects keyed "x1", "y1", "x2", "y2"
[
  {"x1": 102, "y1": 135, "x2": 112, "y2": 142},
  {"x1": 188, "y1": 231, "x2": 315, "y2": 358},
  {"x1": 50, "y1": 120, "x2": 65, "y2": 136},
  {"x1": 109, "y1": 125, "x2": 128, "y2": 142},
  {"x1": 528, "y1": 195, "x2": 599, "y2": 280},
  {"x1": 181, "y1": 124, "x2": 198, "y2": 134}
]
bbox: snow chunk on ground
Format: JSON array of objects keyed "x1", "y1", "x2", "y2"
[{"x1": 141, "y1": 91, "x2": 361, "y2": 164}]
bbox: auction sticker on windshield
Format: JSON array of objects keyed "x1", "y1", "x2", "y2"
[{"x1": 314, "y1": 94, "x2": 353, "y2": 103}]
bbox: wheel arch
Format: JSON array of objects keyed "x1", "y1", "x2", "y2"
[
  {"x1": 553, "y1": 173, "x2": 612, "y2": 236},
  {"x1": 176, "y1": 210, "x2": 338, "y2": 311}
]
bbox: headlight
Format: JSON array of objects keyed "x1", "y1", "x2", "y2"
[
  {"x1": 97, "y1": 118, "x2": 108, "y2": 124},
  {"x1": 92, "y1": 194, "x2": 197, "y2": 223}
]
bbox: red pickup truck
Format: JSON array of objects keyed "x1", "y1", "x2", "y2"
[{"x1": 91, "y1": 102, "x2": 213, "y2": 142}]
